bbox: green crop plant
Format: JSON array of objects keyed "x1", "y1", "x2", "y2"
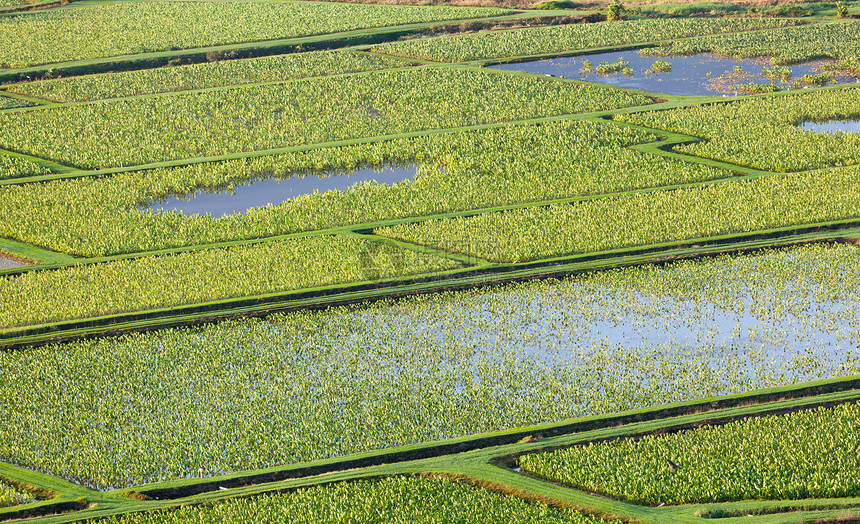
[
  {"x1": 0, "y1": 155, "x2": 49, "y2": 180},
  {"x1": 0, "y1": 479, "x2": 33, "y2": 508},
  {"x1": 0, "y1": 120, "x2": 724, "y2": 257},
  {"x1": 520, "y1": 403, "x2": 860, "y2": 504},
  {"x1": 372, "y1": 18, "x2": 794, "y2": 62},
  {"x1": 618, "y1": 88, "x2": 860, "y2": 172},
  {"x1": 7, "y1": 51, "x2": 413, "y2": 103},
  {"x1": 0, "y1": 68, "x2": 649, "y2": 169},
  {"x1": 92, "y1": 476, "x2": 623, "y2": 523},
  {"x1": 0, "y1": 244, "x2": 858, "y2": 488},
  {"x1": 0, "y1": 2, "x2": 514, "y2": 68},
  {"x1": 376, "y1": 164, "x2": 860, "y2": 262}
]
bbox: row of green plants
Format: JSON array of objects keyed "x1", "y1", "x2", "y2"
[
  {"x1": 1, "y1": 243, "x2": 857, "y2": 488},
  {"x1": 0, "y1": 235, "x2": 456, "y2": 329},
  {"x1": 0, "y1": 479, "x2": 32, "y2": 508},
  {"x1": 0, "y1": 2, "x2": 512, "y2": 69},
  {"x1": 94, "y1": 476, "x2": 620, "y2": 524},
  {"x1": 372, "y1": 18, "x2": 796, "y2": 62},
  {"x1": 377, "y1": 163, "x2": 860, "y2": 262},
  {"x1": 0, "y1": 119, "x2": 725, "y2": 256},
  {"x1": 6, "y1": 51, "x2": 413, "y2": 103},
  {"x1": 643, "y1": 20, "x2": 860, "y2": 72},
  {"x1": 618, "y1": 87, "x2": 860, "y2": 172},
  {"x1": 0, "y1": 67, "x2": 649, "y2": 169},
  {"x1": 520, "y1": 402, "x2": 860, "y2": 504},
  {"x1": 0, "y1": 154, "x2": 49, "y2": 180}
]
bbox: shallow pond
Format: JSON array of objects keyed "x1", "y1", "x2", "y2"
[
  {"x1": 143, "y1": 164, "x2": 417, "y2": 218},
  {"x1": 494, "y1": 50, "x2": 857, "y2": 97},
  {"x1": 800, "y1": 119, "x2": 860, "y2": 133}
]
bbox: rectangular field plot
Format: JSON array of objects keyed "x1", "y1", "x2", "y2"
[
  {"x1": 82, "y1": 476, "x2": 622, "y2": 523},
  {"x1": 6, "y1": 51, "x2": 416, "y2": 103},
  {"x1": 0, "y1": 244, "x2": 857, "y2": 489},
  {"x1": 0, "y1": 120, "x2": 725, "y2": 257},
  {"x1": 0, "y1": 2, "x2": 513, "y2": 69},
  {"x1": 520, "y1": 402, "x2": 860, "y2": 504},
  {"x1": 377, "y1": 164, "x2": 860, "y2": 262},
  {"x1": 372, "y1": 18, "x2": 795, "y2": 63},
  {"x1": 618, "y1": 87, "x2": 860, "y2": 172},
  {"x1": 0, "y1": 68, "x2": 651, "y2": 169},
  {"x1": 0, "y1": 235, "x2": 457, "y2": 329}
]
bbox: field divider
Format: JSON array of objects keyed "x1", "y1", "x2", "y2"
[
  {"x1": 3, "y1": 221, "x2": 860, "y2": 350},
  {"x1": 0, "y1": 90, "x2": 55, "y2": 107},
  {"x1": 0, "y1": 147, "x2": 76, "y2": 174},
  {"x1": 0, "y1": 237, "x2": 77, "y2": 266}
]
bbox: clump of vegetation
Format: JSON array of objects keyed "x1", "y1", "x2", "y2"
[
  {"x1": 761, "y1": 65, "x2": 793, "y2": 83},
  {"x1": 595, "y1": 57, "x2": 633, "y2": 76},
  {"x1": 579, "y1": 59, "x2": 593, "y2": 73},
  {"x1": 837, "y1": 0, "x2": 849, "y2": 18},
  {"x1": 606, "y1": 0, "x2": 624, "y2": 21},
  {"x1": 649, "y1": 59, "x2": 672, "y2": 74}
]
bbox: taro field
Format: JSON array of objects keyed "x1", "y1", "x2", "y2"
[{"x1": 1, "y1": 0, "x2": 859, "y2": 522}]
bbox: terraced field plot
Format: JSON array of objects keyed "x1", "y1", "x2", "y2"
[{"x1": 1, "y1": 3, "x2": 859, "y2": 524}]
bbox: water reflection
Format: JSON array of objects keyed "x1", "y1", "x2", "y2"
[
  {"x1": 494, "y1": 50, "x2": 857, "y2": 97},
  {"x1": 800, "y1": 119, "x2": 860, "y2": 133}
]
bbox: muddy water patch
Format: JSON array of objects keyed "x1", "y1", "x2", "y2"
[
  {"x1": 800, "y1": 119, "x2": 860, "y2": 134},
  {"x1": 142, "y1": 164, "x2": 419, "y2": 218},
  {"x1": 494, "y1": 50, "x2": 856, "y2": 97}
]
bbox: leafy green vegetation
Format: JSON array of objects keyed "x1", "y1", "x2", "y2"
[
  {"x1": 0, "y1": 244, "x2": 857, "y2": 489},
  {"x1": 0, "y1": 96, "x2": 31, "y2": 110},
  {"x1": 0, "y1": 2, "x2": 514, "y2": 68},
  {"x1": 377, "y1": 164, "x2": 860, "y2": 261},
  {"x1": 618, "y1": 88, "x2": 860, "y2": 172},
  {"x1": 0, "y1": 155, "x2": 49, "y2": 180},
  {"x1": 643, "y1": 21, "x2": 860, "y2": 69},
  {"x1": 0, "y1": 479, "x2": 32, "y2": 508},
  {"x1": 520, "y1": 402, "x2": 860, "y2": 504},
  {"x1": 94, "y1": 476, "x2": 622, "y2": 524},
  {"x1": 0, "y1": 120, "x2": 724, "y2": 256},
  {"x1": 0, "y1": 235, "x2": 456, "y2": 329},
  {"x1": 7, "y1": 51, "x2": 414, "y2": 103},
  {"x1": 0, "y1": 68, "x2": 650, "y2": 169},
  {"x1": 372, "y1": 18, "x2": 795, "y2": 62}
]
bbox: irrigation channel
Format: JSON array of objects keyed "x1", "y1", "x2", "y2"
[{"x1": 495, "y1": 51, "x2": 859, "y2": 96}]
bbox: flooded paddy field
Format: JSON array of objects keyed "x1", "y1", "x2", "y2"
[
  {"x1": 3, "y1": 243, "x2": 853, "y2": 489},
  {"x1": 142, "y1": 164, "x2": 418, "y2": 218},
  {"x1": 495, "y1": 50, "x2": 859, "y2": 96}
]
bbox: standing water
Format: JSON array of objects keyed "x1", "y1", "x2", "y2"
[
  {"x1": 143, "y1": 164, "x2": 420, "y2": 218},
  {"x1": 494, "y1": 50, "x2": 857, "y2": 97}
]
